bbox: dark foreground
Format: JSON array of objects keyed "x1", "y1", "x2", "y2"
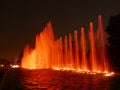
[
  {"x1": 1, "y1": 68, "x2": 120, "y2": 90},
  {"x1": 0, "y1": 69, "x2": 6, "y2": 83}
]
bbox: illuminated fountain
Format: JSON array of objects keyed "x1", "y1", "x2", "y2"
[{"x1": 21, "y1": 15, "x2": 114, "y2": 75}]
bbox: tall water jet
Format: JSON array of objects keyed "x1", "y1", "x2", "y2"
[
  {"x1": 74, "y1": 30, "x2": 80, "y2": 69},
  {"x1": 64, "y1": 36, "x2": 68, "y2": 68},
  {"x1": 54, "y1": 40, "x2": 59, "y2": 68},
  {"x1": 80, "y1": 27, "x2": 87, "y2": 71},
  {"x1": 59, "y1": 37, "x2": 63, "y2": 68},
  {"x1": 69, "y1": 34, "x2": 73, "y2": 69},
  {"x1": 89, "y1": 22, "x2": 97, "y2": 72},
  {"x1": 97, "y1": 15, "x2": 109, "y2": 72}
]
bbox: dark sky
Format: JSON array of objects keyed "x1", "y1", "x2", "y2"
[{"x1": 0, "y1": 0, "x2": 120, "y2": 61}]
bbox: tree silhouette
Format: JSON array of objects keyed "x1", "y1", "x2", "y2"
[{"x1": 106, "y1": 14, "x2": 120, "y2": 70}]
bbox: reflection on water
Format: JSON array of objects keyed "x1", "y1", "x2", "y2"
[{"x1": 2, "y1": 69, "x2": 120, "y2": 90}]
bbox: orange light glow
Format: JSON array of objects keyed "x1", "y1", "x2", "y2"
[
  {"x1": 21, "y1": 16, "x2": 114, "y2": 75},
  {"x1": 104, "y1": 72, "x2": 115, "y2": 76}
]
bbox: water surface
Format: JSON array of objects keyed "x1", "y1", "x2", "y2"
[{"x1": 2, "y1": 69, "x2": 120, "y2": 90}]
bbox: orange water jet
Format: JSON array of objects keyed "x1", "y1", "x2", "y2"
[
  {"x1": 89, "y1": 22, "x2": 98, "y2": 72},
  {"x1": 81, "y1": 27, "x2": 87, "y2": 71}
]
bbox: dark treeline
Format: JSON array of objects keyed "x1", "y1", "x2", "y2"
[{"x1": 106, "y1": 13, "x2": 120, "y2": 71}]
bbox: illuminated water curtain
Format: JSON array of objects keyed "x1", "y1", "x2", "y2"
[{"x1": 21, "y1": 15, "x2": 113, "y2": 74}]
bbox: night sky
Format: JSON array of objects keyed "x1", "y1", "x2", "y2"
[{"x1": 0, "y1": 0, "x2": 120, "y2": 61}]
